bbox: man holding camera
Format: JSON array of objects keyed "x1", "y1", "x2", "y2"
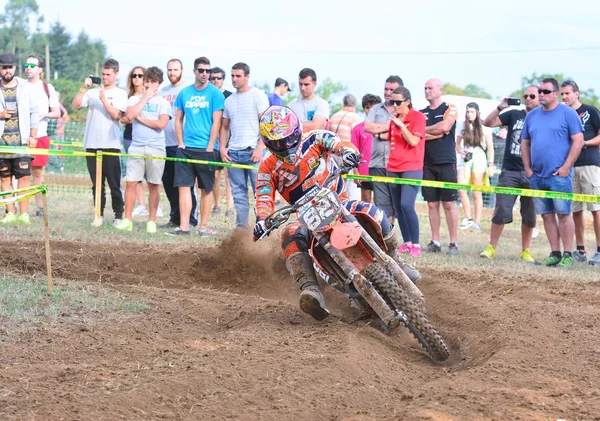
[
  {"x1": 480, "y1": 86, "x2": 540, "y2": 261},
  {"x1": 0, "y1": 52, "x2": 39, "y2": 224},
  {"x1": 72, "y1": 59, "x2": 128, "y2": 227}
]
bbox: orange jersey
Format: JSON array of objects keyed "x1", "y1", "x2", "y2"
[{"x1": 255, "y1": 130, "x2": 359, "y2": 221}]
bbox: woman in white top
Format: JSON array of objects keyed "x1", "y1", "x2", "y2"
[{"x1": 456, "y1": 102, "x2": 494, "y2": 232}]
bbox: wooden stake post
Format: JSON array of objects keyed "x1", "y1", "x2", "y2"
[
  {"x1": 42, "y1": 189, "x2": 53, "y2": 295},
  {"x1": 92, "y1": 151, "x2": 103, "y2": 226}
]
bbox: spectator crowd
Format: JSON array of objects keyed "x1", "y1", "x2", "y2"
[{"x1": 1, "y1": 51, "x2": 599, "y2": 266}]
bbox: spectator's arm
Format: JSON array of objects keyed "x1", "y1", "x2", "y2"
[
  {"x1": 175, "y1": 109, "x2": 185, "y2": 148},
  {"x1": 425, "y1": 117, "x2": 455, "y2": 136},
  {"x1": 219, "y1": 117, "x2": 231, "y2": 162},
  {"x1": 425, "y1": 133, "x2": 444, "y2": 141},
  {"x1": 521, "y1": 138, "x2": 532, "y2": 177},
  {"x1": 207, "y1": 110, "x2": 222, "y2": 153},
  {"x1": 302, "y1": 115, "x2": 327, "y2": 132},
  {"x1": 363, "y1": 121, "x2": 388, "y2": 135},
  {"x1": 42, "y1": 106, "x2": 60, "y2": 121},
  {"x1": 137, "y1": 114, "x2": 169, "y2": 130},
  {"x1": 72, "y1": 78, "x2": 92, "y2": 109},
  {"x1": 587, "y1": 129, "x2": 600, "y2": 147},
  {"x1": 483, "y1": 98, "x2": 510, "y2": 127},
  {"x1": 559, "y1": 132, "x2": 584, "y2": 171}
]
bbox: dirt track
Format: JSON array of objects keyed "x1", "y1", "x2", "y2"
[{"x1": 1, "y1": 235, "x2": 599, "y2": 420}]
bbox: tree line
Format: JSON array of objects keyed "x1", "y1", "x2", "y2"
[{"x1": 2, "y1": 0, "x2": 599, "y2": 122}]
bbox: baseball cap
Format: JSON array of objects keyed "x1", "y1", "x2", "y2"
[
  {"x1": 0, "y1": 52, "x2": 16, "y2": 66},
  {"x1": 466, "y1": 102, "x2": 480, "y2": 110},
  {"x1": 275, "y1": 77, "x2": 291, "y2": 91}
]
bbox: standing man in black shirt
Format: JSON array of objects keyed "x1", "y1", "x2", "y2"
[
  {"x1": 560, "y1": 80, "x2": 600, "y2": 265},
  {"x1": 479, "y1": 86, "x2": 540, "y2": 261},
  {"x1": 420, "y1": 78, "x2": 459, "y2": 255}
]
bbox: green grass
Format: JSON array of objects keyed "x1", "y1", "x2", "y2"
[
  {"x1": 0, "y1": 276, "x2": 149, "y2": 324},
  {"x1": 2, "y1": 176, "x2": 599, "y2": 280}
]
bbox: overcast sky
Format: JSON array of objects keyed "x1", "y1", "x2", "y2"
[{"x1": 13, "y1": 0, "x2": 600, "y2": 104}]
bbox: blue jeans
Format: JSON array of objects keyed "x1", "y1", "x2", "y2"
[
  {"x1": 529, "y1": 173, "x2": 572, "y2": 215},
  {"x1": 228, "y1": 148, "x2": 257, "y2": 228},
  {"x1": 388, "y1": 170, "x2": 422, "y2": 244}
]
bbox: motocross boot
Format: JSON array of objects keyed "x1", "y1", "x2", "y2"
[
  {"x1": 383, "y1": 228, "x2": 422, "y2": 283},
  {"x1": 286, "y1": 252, "x2": 330, "y2": 321}
]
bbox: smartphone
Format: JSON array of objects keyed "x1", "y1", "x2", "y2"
[
  {"x1": 507, "y1": 98, "x2": 521, "y2": 106},
  {"x1": 90, "y1": 76, "x2": 102, "y2": 85}
]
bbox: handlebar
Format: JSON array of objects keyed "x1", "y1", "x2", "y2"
[{"x1": 256, "y1": 164, "x2": 354, "y2": 241}]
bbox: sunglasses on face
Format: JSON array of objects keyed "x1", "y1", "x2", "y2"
[
  {"x1": 562, "y1": 80, "x2": 579, "y2": 91},
  {"x1": 195, "y1": 68, "x2": 211, "y2": 74},
  {"x1": 390, "y1": 99, "x2": 409, "y2": 106},
  {"x1": 131, "y1": 73, "x2": 144, "y2": 79},
  {"x1": 23, "y1": 63, "x2": 37, "y2": 69},
  {"x1": 523, "y1": 94, "x2": 536, "y2": 100},
  {"x1": 1, "y1": 66, "x2": 15, "y2": 70},
  {"x1": 209, "y1": 76, "x2": 223, "y2": 81},
  {"x1": 538, "y1": 89, "x2": 556, "y2": 95}
]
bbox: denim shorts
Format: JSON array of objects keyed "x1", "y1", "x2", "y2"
[{"x1": 529, "y1": 173, "x2": 572, "y2": 215}]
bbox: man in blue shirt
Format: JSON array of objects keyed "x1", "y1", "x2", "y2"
[
  {"x1": 521, "y1": 77, "x2": 584, "y2": 267},
  {"x1": 169, "y1": 56, "x2": 225, "y2": 236},
  {"x1": 267, "y1": 77, "x2": 290, "y2": 107}
]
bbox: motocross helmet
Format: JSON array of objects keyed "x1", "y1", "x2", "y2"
[{"x1": 259, "y1": 106, "x2": 302, "y2": 163}]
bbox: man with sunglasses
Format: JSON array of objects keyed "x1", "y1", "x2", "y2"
[
  {"x1": 170, "y1": 57, "x2": 224, "y2": 236},
  {"x1": 209, "y1": 66, "x2": 234, "y2": 219},
  {"x1": 521, "y1": 78, "x2": 584, "y2": 267},
  {"x1": 560, "y1": 80, "x2": 600, "y2": 266},
  {"x1": 0, "y1": 52, "x2": 39, "y2": 224},
  {"x1": 364, "y1": 75, "x2": 404, "y2": 225},
  {"x1": 23, "y1": 55, "x2": 60, "y2": 218},
  {"x1": 209, "y1": 68, "x2": 232, "y2": 99},
  {"x1": 480, "y1": 86, "x2": 540, "y2": 262}
]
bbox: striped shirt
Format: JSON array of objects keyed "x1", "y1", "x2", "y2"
[
  {"x1": 223, "y1": 87, "x2": 270, "y2": 150},
  {"x1": 327, "y1": 108, "x2": 361, "y2": 142}
]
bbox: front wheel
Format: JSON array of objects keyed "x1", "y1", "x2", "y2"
[{"x1": 365, "y1": 263, "x2": 450, "y2": 362}]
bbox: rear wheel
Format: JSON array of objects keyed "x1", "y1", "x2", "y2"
[{"x1": 365, "y1": 263, "x2": 450, "y2": 362}]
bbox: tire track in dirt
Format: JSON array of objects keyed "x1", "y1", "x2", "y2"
[{"x1": 1, "y1": 236, "x2": 600, "y2": 419}]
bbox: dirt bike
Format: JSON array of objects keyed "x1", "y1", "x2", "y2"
[{"x1": 257, "y1": 165, "x2": 450, "y2": 362}]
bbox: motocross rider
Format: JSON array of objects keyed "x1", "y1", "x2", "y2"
[{"x1": 253, "y1": 106, "x2": 420, "y2": 321}]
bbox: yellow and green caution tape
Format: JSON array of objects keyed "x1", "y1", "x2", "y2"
[
  {"x1": 2, "y1": 145, "x2": 598, "y2": 203},
  {"x1": 344, "y1": 174, "x2": 600, "y2": 204},
  {"x1": 0, "y1": 184, "x2": 46, "y2": 206}
]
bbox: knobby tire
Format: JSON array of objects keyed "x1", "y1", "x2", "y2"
[{"x1": 365, "y1": 263, "x2": 450, "y2": 362}]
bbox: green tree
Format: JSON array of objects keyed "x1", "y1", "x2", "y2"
[
  {"x1": 64, "y1": 31, "x2": 108, "y2": 81},
  {"x1": 443, "y1": 82, "x2": 491, "y2": 99},
  {"x1": 0, "y1": 0, "x2": 43, "y2": 76},
  {"x1": 463, "y1": 83, "x2": 492, "y2": 99},
  {"x1": 442, "y1": 83, "x2": 465, "y2": 96},
  {"x1": 511, "y1": 72, "x2": 600, "y2": 109},
  {"x1": 46, "y1": 21, "x2": 72, "y2": 80}
]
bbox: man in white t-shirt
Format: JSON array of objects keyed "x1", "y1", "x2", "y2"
[
  {"x1": 117, "y1": 66, "x2": 172, "y2": 234},
  {"x1": 219, "y1": 62, "x2": 269, "y2": 229},
  {"x1": 288, "y1": 68, "x2": 329, "y2": 133},
  {"x1": 159, "y1": 58, "x2": 199, "y2": 229},
  {"x1": 72, "y1": 59, "x2": 128, "y2": 227},
  {"x1": 24, "y1": 55, "x2": 60, "y2": 217}
]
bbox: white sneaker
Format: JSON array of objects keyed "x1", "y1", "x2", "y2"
[
  {"x1": 472, "y1": 224, "x2": 482, "y2": 232},
  {"x1": 90, "y1": 217, "x2": 104, "y2": 227},
  {"x1": 459, "y1": 218, "x2": 474, "y2": 230},
  {"x1": 532, "y1": 228, "x2": 540, "y2": 238},
  {"x1": 132, "y1": 205, "x2": 148, "y2": 217},
  {"x1": 156, "y1": 207, "x2": 164, "y2": 217}
]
